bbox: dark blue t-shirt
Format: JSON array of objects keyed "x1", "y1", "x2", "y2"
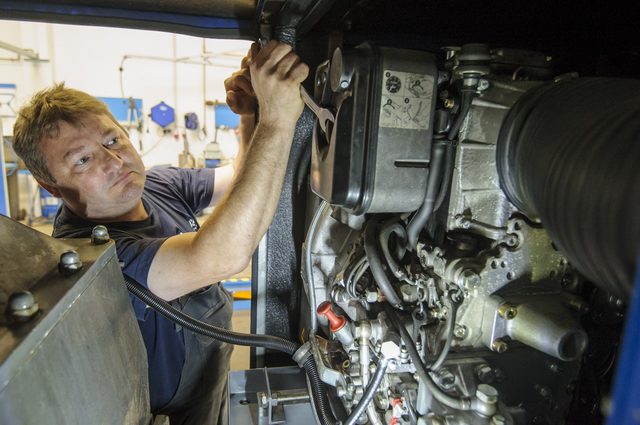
[{"x1": 52, "y1": 166, "x2": 216, "y2": 411}]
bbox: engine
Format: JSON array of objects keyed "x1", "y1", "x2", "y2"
[{"x1": 300, "y1": 43, "x2": 639, "y2": 425}]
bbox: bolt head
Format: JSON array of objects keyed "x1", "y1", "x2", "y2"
[
  {"x1": 340, "y1": 80, "x2": 349, "y2": 89},
  {"x1": 498, "y1": 303, "x2": 518, "y2": 320},
  {"x1": 7, "y1": 290, "x2": 39, "y2": 320},
  {"x1": 460, "y1": 269, "x2": 481, "y2": 289},
  {"x1": 59, "y1": 250, "x2": 83, "y2": 276},
  {"x1": 478, "y1": 79, "x2": 490, "y2": 91},
  {"x1": 91, "y1": 225, "x2": 110, "y2": 244},
  {"x1": 476, "y1": 384, "x2": 499, "y2": 404},
  {"x1": 454, "y1": 324, "x2": 468, "y2": 339},
  {"x1": 491, "y1": 339, "x2": 508, "y2": 353}
]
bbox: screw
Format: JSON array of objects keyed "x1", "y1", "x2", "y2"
[
  {"x1": 478, "y1": 79, "x2": 490, "y2": 91},
  {"x1": 435, "y1": 368, "x2": 456, "y2": 390},
  {"x1": 340, "y1": 80, "x2": 349, "y2": 89},
  {"x1": 444, "y1": 98, "x2": 455, "y2": 109},
  {"x1": 454, "y1": 324, "x2": 468, "y2": 340},
  {"x1": 59, "y1": 250, "x2": 83, "y2": 276},
  {"x1": 6, "y1": 290, "x2": 39, "y2": 321},
  {"x1": 476, "y1": 364, "x2": 496, "y2": 383},
  {"x1": 91, "y1": 225, "x2": 110, "y2": 245},
  {"x1": 498, "y1": 303, "x2": 518, "y2": 320},
  {"x1": 504, "y1": 234, "x2": 519, "y2": 247},
  {"x1": 491, "y1": 339, "x2": 508, "y2": 353}
]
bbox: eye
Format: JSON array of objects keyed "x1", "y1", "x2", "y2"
[
  {"x1": 105, "y1": 137, "x2": 120, "y2": 147},
  {"x1": 76, "y1": 155, "x2": 90, "y2": 166}
]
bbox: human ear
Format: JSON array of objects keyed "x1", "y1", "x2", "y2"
[{"x1": 36, "y1": 180, "x2": 62, "y2": 198}]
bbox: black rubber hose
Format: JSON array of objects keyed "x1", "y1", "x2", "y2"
[
  {"x1": 434, "y1": 90, "x2": 475, "y2": 213},
  {"x1": 383, "y1": 303, "x2": 473, "y2": 411},
  {"x1": 496, "y1": 78, "x2": 640, "y2": 301},
  {"x1": 406, "y1": 141, "x2": 446, "y2": 250},
  {"x1": 124, "y1": 275, "x2": 299, "y2": 354},
  {"x1": 343, "y1": 356, "x2": 390, "y2": 425},
  {"x1": 302, "y1": 355, "x2": 337, "y2": 425},
  {"x1": 364, "y1": 219, "x2": 404, "y2": 308},
  {"x1": 124, "y1": 276, "x2": 337, "y2": 425},
  {"x1": 379, "y1": 219, "x2": 408, "y2": 280}
]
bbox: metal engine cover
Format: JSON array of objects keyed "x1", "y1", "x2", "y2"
[
  {"x1": 311, "y1": 42, "x2": 438, "y2": 214},
  {"x1": 0, "y1": 215, "x2": 151, "y2": 424}
]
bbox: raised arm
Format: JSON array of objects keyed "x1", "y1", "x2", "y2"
[
  {"x1": 148, "y1": 41, "x2": 308, "y2": 300},
  {"x1": 210, "y1": 48, "x2": 258, "y2": 205}
]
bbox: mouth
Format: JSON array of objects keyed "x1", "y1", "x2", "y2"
[{"x1": 113, "y1": 171, "x2": 134, "y2": 188}]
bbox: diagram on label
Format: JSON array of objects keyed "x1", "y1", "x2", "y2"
[{"x1": 379, "y1": 70, "x2": 433, "y2": 130}]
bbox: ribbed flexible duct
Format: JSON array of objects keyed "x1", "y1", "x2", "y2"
[{"x1": 497, "y1": 78, "x2": 640, "y2": 300}]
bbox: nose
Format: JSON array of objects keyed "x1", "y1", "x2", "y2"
[{"x1": 101, "y1": 147, "x2": 124, "y2": 173}]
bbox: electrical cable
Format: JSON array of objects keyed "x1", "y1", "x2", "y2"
[
  {"x1": 383, "y1": 303, "x2": 473, "y2": 411},
  {"x1": 123, "y1": 275, "x2": 336, "y2": 425}
]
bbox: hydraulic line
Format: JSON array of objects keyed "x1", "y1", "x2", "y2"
[
  {"x1": 429, "y1": 295, "x2": 460, "y2": 371},
  {"x1": 406, "y1": 141, "x2": 446, "y2": 250},
  {"x1": 379, "y1": 219, "x2": 408, "y2": 280},
  {"x1": 123, "y1": 275, "x2": 336, "y2": 425},
  {"x1": 407, "y1": 89, "x2": 475, "y2": 249},
  {"x1": 343, "y1": 356, "x2": 390, "y2": 425},
  {"x1": 364, "y1": 219, "x2": 403, "y2": 308},
  {"x1": 383, "y1": 303, "x2": 473, "y2": 411}
]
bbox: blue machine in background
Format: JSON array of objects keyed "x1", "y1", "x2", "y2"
[
  {"x1": 150, "y1": 101, "x2": 175, "y2": 128},
  {"x1": 214, "y1": 103, "x2": 240, "y2": 129},
  {"x1": 97, "y1": 96, "x2": 143, "y2": 123}
]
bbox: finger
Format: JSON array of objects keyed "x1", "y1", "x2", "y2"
[
  {"x1": 233, "y1": 75, "x2": 254, "y2": 95},
  {"x1": 253, "y1": 41, "x2": 292, "y2": 69},
  {"x1": 287, "y1": 61, "x2": 310, "y2": 84},
  {"x1": 249, "y1": 42, "x2": 259, "y2": 60},
  {"x1": 276, "y1": 51, "x2": 302, "y2": 77},
  {"x1": 226, "y1": 90, "x2": 237, "y2": 108}
]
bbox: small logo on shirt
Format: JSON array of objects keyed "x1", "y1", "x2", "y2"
[{"x1": 188, "y1": 219, "x2": 199, "y2": 231}]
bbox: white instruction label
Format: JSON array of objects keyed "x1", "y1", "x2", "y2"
[{"x1": 379, "y1": 70, "x2": 433, "y2": 130}]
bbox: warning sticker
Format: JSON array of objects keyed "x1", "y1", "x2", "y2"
[{"x1": 379, "y1": 70, "x2": 433, "y2": 130}]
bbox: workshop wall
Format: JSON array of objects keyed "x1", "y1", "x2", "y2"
[{"x1": 1, "y1": 20, "x2": 250, "y2": 169}]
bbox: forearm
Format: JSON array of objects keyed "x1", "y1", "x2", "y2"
[
  {"x1": 199, "y1": 120, "x2": 293, "y2": 255},
  {"x1": 233, "y1": 114, "x2": 256, "y2": 173},
  {"x1": 148, "y1": 121, "x2": 295, "y2": 300}
]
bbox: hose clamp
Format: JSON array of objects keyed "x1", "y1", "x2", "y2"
[{"x1": 292, "y1": 341, "x2": 313, "y2": 368}]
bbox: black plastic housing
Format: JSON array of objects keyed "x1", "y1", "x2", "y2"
[{"x1": 311, "y1": 43, "x2": 438, "y2": 214}]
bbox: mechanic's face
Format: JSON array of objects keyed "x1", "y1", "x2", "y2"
[{"x1": 38, "y1": 113, "x2": 146, "y2": 222}]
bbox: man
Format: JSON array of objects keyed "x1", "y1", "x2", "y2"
[{"x1": 11, "y1": 40, "x2": 308, "y2": 424}]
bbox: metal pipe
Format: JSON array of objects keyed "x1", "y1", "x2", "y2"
[
  {"x1": 344, "y1": 356, "x2": 390, "y2": 425},
  {"x1": 506, "y1": 303, "x2": 587, "y2": 361},
  {"x1": 305, "y1": 201, "x2": 331, "y2": 334},
  {"x1": 0, "y1": 40, "x2": 40, "y2": 60}
]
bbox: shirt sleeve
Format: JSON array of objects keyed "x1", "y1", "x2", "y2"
[
  {"x1": 152, "y1": 167, "x2": 216, "y2": 215},
  {"x1": 113, "y1": 232, "x2": 168, "y2": 321}
]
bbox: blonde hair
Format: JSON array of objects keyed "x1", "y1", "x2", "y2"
[{"x1": 12, "y1": 83, "x2": 122, "y2": 183}]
